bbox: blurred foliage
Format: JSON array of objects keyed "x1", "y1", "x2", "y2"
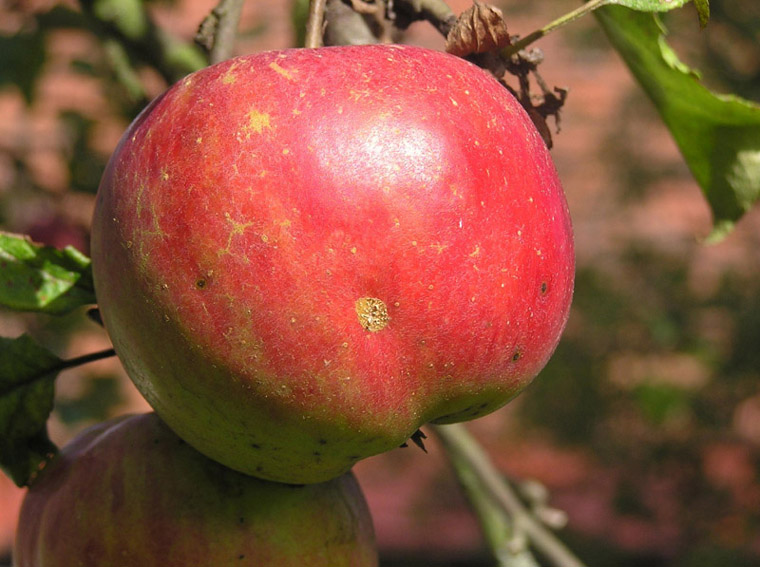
[
  {"x1": 519, "y1": 183, "x2": 760, "y2": 565},
  {"x1": 597, "y1": 7, "x2": 760, "y2": 242},
  {"x1": 0, "y1": 0, "x2": 758, "y2": 565},
  {"x1": 54, "y1": 375, "x2": 122, "y2": 425},
  {"x1": 525, "y1": 246, "x2": 760, "y2": 440},
  {"x1": 685, "y1": 0, "x2": 760, "y2": 101},
  {"x1": 0, "y1": 30, "x2": 46, "y2": 104}
]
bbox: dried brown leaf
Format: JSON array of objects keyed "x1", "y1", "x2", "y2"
[{"x1": 445, "y1": 1, "x2": 511, "y2": 57}]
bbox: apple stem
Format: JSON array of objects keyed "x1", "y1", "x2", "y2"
[
  {"x1": 500, "y1": 0, "x2": 611, "y2": 58},
  {"x1": 305, "y1": 0, "x2": 329, "y2": 48},
  {"x1": 431, "y1": 423, "x2": 588, "y2": 567}
]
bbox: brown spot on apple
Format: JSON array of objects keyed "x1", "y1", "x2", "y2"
[{"x1": 355, "y1": 297, "x2": 389, "y2": 332}]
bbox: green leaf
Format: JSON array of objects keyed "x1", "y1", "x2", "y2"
[
  {"x1": 596, "y1": 6, "x2": 760, "y2": 241},
  {"x1": 0, "y1": 232, "x2": 96, "y2": 314},
  {"x1": 0, "y1": 335, "x2": 61, "y2": 487},
  {"x1": 607, "y1": 0, "x2": 690, "y2": 12}
]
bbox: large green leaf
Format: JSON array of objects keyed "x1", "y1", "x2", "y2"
[
  {"x1": 607, "y1": 0, "x2": 689, "y2": 11},
  {"x1": 596, "y1": 6, "x2": 760, "y2": 241},
  {"x1": 0, "y1": 335, "x2": 60, "y2": 487},
  {"x1": 0, "y1": 232, "x2": 96, "y2": 314},
  {"x1": 605, "y1": 0, "x2": 709, "y2": 26}
]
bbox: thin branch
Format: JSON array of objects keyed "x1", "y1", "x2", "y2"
[
  {"x1": 305, "y1": 0, "x2": 329, "y2": 48},
  {"x1": 324, "y1": 0, "x2": 381, "y2": 46},
  {"x1": 501, "y1": 0, "x2": 610, "y2": 58},
  {"x1": 195, "y1": 0, "x2": 246, "y2": 64},
  {"x1": 432, "y1": 423, "x2": 587, "y2": 567},
  {"x1": 390, "y1": 0, "x2": 457, "y2": 37}
]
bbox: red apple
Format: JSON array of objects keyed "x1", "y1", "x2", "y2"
[
  {"x1": 14, "y1": 413, "x2": 377, "y2": 566},
  {"x1": 91, "y1": 44, "x2": 574, "y2": 484}
]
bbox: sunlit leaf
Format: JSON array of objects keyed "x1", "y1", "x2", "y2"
[
  {"x1": 0, "y1": 232, "x2": 96, "y2": 314},
  {"x1": 607, "y1": 0, "x2": 690, "y2": 12},
  {"x1": 0, "y1": 335, "x2": 60, "y2": 487},
  {"x1": 596, "y1": 6, "x2": 760, "y2": 241}
]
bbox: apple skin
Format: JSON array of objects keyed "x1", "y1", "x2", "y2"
[
  {"x1": 14, "y1": 413, "x2": 378, "y2": 567},
  {"x1": 91, "y1": 44, "x2": 574, "y2": 483}
]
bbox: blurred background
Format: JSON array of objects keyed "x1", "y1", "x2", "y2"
[{"x1": 1, "y1": 1, "x2": 759, "y2": 565}]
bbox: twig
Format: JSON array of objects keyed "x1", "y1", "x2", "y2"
[
  {"x1": 390, "y1": 0, "x2": 457, "y2": 37},
  {"x1": 501, "y1": 0, "x2": 610, "y2": 58},
  {"x1": 432, "y1": 423, "x2": 587, "y2": 567},
  {"x1": 305, "y1": 0, "x2": 329, "y2": 48},
  {"x1": 324, "y1": 0, "x2": 381, "y2": 46},
  {"x1": 195, "y1": 0, "x2": 246, "y2": 64},
  {"x1": 389, "y1": 0, "x2": 610, "y2": 56}
]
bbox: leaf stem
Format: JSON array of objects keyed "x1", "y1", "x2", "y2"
[
  {"x1": 0, "y1": 348, "x2": 117, "y2": 399},
  {"x1": 431, "y1": 423, "x2": 587, "y2": 567},
  {"x1": 58, "y1": 348, "x2": 117, "y2": 372},
  {"x1": 501, "y1": 0, "x2": 610, "y2": 57}
]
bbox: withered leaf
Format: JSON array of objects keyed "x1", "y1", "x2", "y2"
[{"x1": 445, "y1": 1, "x2": 511, "y2": 57}]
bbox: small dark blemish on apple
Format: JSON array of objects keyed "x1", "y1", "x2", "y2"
[
  {"x1": 196, "y1": 278, "x2": 207, "y2": 289},
  {"x1": 238, "y1": 554, "x2": 245, "y2": 560},
  {"x1": 512, "y1": 350, "x2": 521, "y2": 362}
]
